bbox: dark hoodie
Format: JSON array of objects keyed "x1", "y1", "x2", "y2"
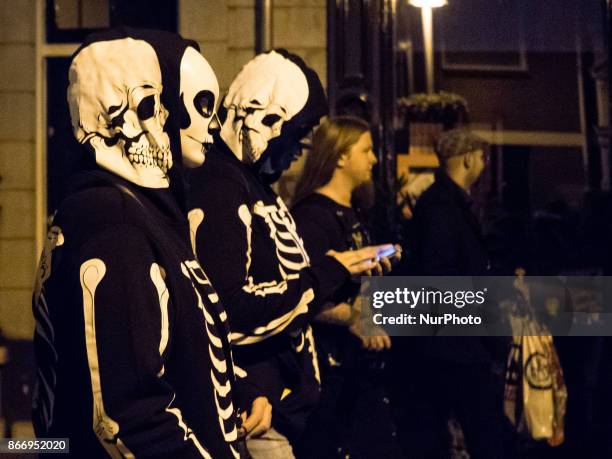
[
  {"x1": 187, "y1": 50, "x2": 349, "y2": 442},
  {"x1": 32, "y1": 29, "x2": 240, "y2": 458}
]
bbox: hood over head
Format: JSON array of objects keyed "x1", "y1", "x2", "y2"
[
  {"x1": 68, "y1": 28, "x2": 216, "y2": 193},
  {"x1": 219, "y1": 49, "x2": 328, "y2": 178}
]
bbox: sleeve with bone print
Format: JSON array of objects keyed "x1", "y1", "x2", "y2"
[
  {"x1": 33, "y1": 184, "x2": 240, "y2": 459},
  {"x1": 188, "y1": 156, "x2": 350, "y2": 346},
  {"x1": 76, "y1": 228, "x2": 210, "y2": 457}
]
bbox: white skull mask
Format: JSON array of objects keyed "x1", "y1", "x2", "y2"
[
  {"x1": 179, "y1": 47, "x2": 220, "y2": 168},
  {"x1": 68, "y1": 38, "x2": 172, "y2": 188},
  {"x1": 220, "y1": 51, "x2": 309, "y2": 164}
]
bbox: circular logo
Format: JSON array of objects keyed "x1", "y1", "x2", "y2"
[{"x1": 525, "y1": 352, "x2": 552, "y2": 389}]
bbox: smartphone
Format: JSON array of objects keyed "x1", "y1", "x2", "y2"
[{"x1": 377, "y1": 246, "x2": 398, "y2": 260}]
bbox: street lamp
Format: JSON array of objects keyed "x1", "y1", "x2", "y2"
[{"x1": 409, "y1": 0, "x2": 447, "y2": 93}]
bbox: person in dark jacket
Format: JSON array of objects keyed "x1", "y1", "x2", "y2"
[
  {"x1": 187, "y1": 51, "x2": 390, "y2": 458},
  {"x1": 32, "y1": 29, "x2": 244, "y2": 458},
  {"x1": 393, "y1": 128, "x2": 513, "y2": 459}
]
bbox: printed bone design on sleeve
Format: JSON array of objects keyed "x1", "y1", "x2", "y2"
[
  {"x1": 80, "y1": 258, "x2": 135, "y2": 458},
  {"x1": 79, "y1": 255, "x2": 228, "y2": 459},
  {"x1": 154, "y1": 257, "x2": 225, "y2": 459},
  {"x1": 32, "y1": 225, "x2": 64, "y2": 434},
  {"x1": 149, "y1": 263, "x2": 170, "y2": 377},
  {"x1": 230, "y1": 196, "x2": 315, "y2": 345},
  {"x1": 180, "y1": 260, "x2": 238, "y2": 443}
]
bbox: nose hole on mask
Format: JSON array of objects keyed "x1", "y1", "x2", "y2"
[
  {"x1": 261, "y1": 114, "x2": 282, "y2": 127},
  {"x1": 209, "y1": 114, "x2": 221, "y2": 132},
  {"x1": 137, "y1": 95, "x2": 156, "y2": 120}
]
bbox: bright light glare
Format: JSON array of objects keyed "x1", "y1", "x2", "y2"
[{"x1": 409, "y1": 0, "x2": 447, "y2": 7}]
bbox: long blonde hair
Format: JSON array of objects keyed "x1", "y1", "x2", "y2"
[{"x1": 292, "y1": 116, "x2": 370, "y2": 205}]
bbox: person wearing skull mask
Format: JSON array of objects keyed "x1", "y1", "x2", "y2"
[
  {"x1": 32, "y1": 29, "x2": 246, "y2": 458},
  {"x1": 187, "y1": 50, "x2": 393, "y2": 457}
]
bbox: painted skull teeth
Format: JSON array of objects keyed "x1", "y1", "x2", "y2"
[
  {"x1": 127, "y1": 144, "x2": 171, "y2": 173},
  {"x1": 242, "y1": 131, "x2": 259, "y2": 164}
]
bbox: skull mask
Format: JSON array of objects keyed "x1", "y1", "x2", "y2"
[
  {"x1": 179, "y1": 47, "x2": 220, "y2": 168},
  {"x1": 220, "y1": 51, "x2": 309, "y2": 165},
  {"x1": 68, "y1": 38, "x2": 172, "y2": 188}
]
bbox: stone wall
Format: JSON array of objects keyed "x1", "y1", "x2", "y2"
[
  {"x1": 272, "y1": 0, "x2": 327, "y2": 87},
  {"x1": 0, "y1": 0, "x2": 36, "y2": 339},
  {"x1": 180, "y1": 0, "x2": 326, "y2": 89},
  {"x1": 180, "y1": 0, "x2": 256, "y2": 93},
  {"x1": 271, "y1": 0, "x2": 327, "y2": 203}
]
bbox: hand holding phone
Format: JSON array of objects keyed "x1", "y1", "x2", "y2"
[
  {"x1": 327, "y1": 244, "x2": 402, "y2": 275},
  {"x1": 377, "y1": 245, "x2": 398, "y2": 261},
  {"x1": 375, "y1": 244, "x2": 402, "y2": 274}
]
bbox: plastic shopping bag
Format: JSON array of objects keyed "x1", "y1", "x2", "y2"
[
  {"x1": 504, "y1": 326, "x2": 567, "y2": 445},
  {"x1": 504, "y1": 272, "x2": 567, "y2": 445},
  {"x1": 522, "y1": 332, "x2": 554, "y2": 439}
]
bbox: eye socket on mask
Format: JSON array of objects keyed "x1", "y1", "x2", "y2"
[
  {"x1": 194, "y1": 90, "x2": 215, "y2": 118},
  {"x1": 137, "y1": 95, "x2": 156, "y2": 120},
  {"x1": 262, "y1": 113, "x2": 282, "y2": 127}
]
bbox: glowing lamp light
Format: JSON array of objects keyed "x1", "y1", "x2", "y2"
[
  {"x1": 409, "y1": 0, "x2": 447, "y2": 7},
  {"x1": 409, "y1": 0, "x2": 448, "y2": 93}
]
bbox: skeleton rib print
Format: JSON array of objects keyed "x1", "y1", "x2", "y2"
[
  {"x1": 150, "y1": 262, "x2": 219, "y2": 459},
  {"x1": 230, "y1": 197, "x2": 316, "y2": 345},
  {"x1": 180, "y1": 260, "x2": 239, "y2": 455},
  {"x1": 257, "y1": 197, "x2": 310, "y2": 272}
]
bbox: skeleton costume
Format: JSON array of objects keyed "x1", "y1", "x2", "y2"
[
  {"x1": 187, "y1": 50, "x2": 349, "y2": 443},
  {"x1": 32, "y1": 29, "x2": 241, "y2": 458}
]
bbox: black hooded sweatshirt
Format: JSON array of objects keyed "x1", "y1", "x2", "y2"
[
  {"x1": 187, "y1": 50, "x2": 349, "y2": 441},
  {"x1": 32, "y1": 29, "x2": 241, "y2": 458}
]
